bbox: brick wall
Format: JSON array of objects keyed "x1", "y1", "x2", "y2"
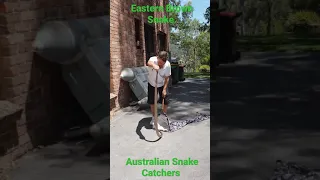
[
  {"x1": 110, "y1": 0, "x2": 170, "y2": 113},
  {"x1": 0, "y1": 0, "x2": 109, "y2": 175}
]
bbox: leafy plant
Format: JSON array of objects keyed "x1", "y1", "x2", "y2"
[
  {"x1": 199, "y1": 65, "x2": 210, "y2": 72},
  {"x1": 285, "y1": 11, "x2": 320, "y2": 33}
]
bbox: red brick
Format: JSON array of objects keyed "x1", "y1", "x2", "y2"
[
  {"x1": 18, "y1": 133, "x2": 30, "y2": 145},
  {"x1": 2, "y1": 74, "x2": 27, "y2": 87},
  {"x1": 28, "y1": 19, "x2": 40, "y2": 31},
  {"x1": 110, "y1": 0, "x2": 169, "y2": 109},
  {"x1": 0, "y1": 13, "x2": 20, "y2": 24},
  {"x1": 0, "y1": 23, "x2": 16, "y2": 34},
  {"x1": 25, "y1": 141, "x2": 33, "y2": 151},
  {"x1": 1, "y1": 83, "x2": 29, "y2": 98},
  {"x1": 2, "y1": 62, "x2": 32, "y2": 76},
  {"x1": 0, "y1": 153, "x2": 14, "y2": 171},
  {"x1": 0, "y1": 52, "x2": 33, "y2": 66},
  {"x1": 0, "y1": 0, "x2": 113, "y2": 165},
  {"x1": 6, "y1": 145, "x2": 17, "y2": 154},
  {"x1": 11, "y1": 142, "x2": 28, "y2": 159},
  {"x1": 20, "y1": 10, "x2": 38, "y2": 21},
  {"x1": 9, "y1": 93, "x2": 28, "y2": 106},
  {"x1": 0, "y1": 33, "x2": 24, "y2": 45},
  {"x1": 0, "y1": 45, "x2": 19, "y2": 56},
  {"x1": 16, "y1": 112, "x2": 26, "y2": 126},
  {"x1": 23, "y1": 31, "x2": 37, "y2": 41},
  {"x1": 16, "y1": 125, "x2": 27, "y2": 137},
  {"x1": 3, "y1": 2, "x2": 19, "y2": 13},
  {"x1": 18, "y1": 42, "x2": 33, "y2": 53},
  {"x1": 17, "y1": 1, "x2": 36, "y2": 11},
  {"x1": 15, "y1": 22, "x2": 30, "y2": 32}
]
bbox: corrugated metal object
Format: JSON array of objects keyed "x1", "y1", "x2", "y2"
[
  {"x1": 121, "y1": 66, "x2": 170, "y2": 106},
  {"x1": 61, "y1": 37, "x2": 109, "y2": 124},
  {"x1": 34, "y1": 16, "x2": 109, "y2": 64},
  {"x1": 33, "y1": 16, "x2": 110, "y2": 138},
  {"x1": 120, "y1": 67, "x2": 149, "y2": 100}
]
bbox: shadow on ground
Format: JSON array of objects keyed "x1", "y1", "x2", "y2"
[
  {"x1": 10, "y1": 140, "x2": 110, "y2": 180},
  {"x1": 110, "y1": 78, "x2": 210, "y2": 179},
  {"x1": 134, "y1": 78, "x2": 210, "y2": 142},
  {"x1": 211, "y1": 52, "x2": 320, "y2": 179},
  {"x1": 135, "y1": 117, "x2": 153, "y2": 140},
  {"x1": 135, "y1": 78, "x2": 210, "y2": 124},
  {"x1": 134, "y1": 78, "x2": 210, "y2": 120},
  {"x1": 212, "y1": 52, "x2": 320, "y2": 129},
  {"x1": 238, "y1": 35, "x2": 320, "y2": 52},
  {"x1": 167, "y1": 78, "x2": 210, "y2": 120},
  {"x1": 171, "y1": 78, "x2": 210, "y2": 104}
]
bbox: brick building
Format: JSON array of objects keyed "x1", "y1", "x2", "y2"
[
  {"x1": 110, "y1": 0, "x2": 170, "y2": 114},
  {"x1": 0, "y1": 0, "x2": 108, "y2": 176}
]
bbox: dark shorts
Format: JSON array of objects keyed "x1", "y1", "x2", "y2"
[{"x1": 147, "y1": 83, "x2": 169, "y2": 105}]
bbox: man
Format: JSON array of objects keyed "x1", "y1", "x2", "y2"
[{"x1": 147, "y1": 51, "x2": 171, "y2": 131}]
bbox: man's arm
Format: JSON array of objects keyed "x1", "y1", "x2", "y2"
[
  {"x1": 147, "y1": 59, "x2": 155, "y2": 68},
  {"x1": 163, "y1": 76, "x2": 169, "y2": 90},
  {"x1": 163, "y1": 65, "x2": 171, "y2": 91}
]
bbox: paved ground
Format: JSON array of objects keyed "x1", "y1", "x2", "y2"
[
  {"x1": 9, "y1": 140, "x2": 110, "y2": 180},
  {"x1": 110, "y1": 78, "x2": 210, "y2": 180},
  {"x1": 8, "y1": 78, "x2": 210, "y2": 180},
  {"x1": 211, "y1": 52, "x2": 320, "y2": 179},
  {"x1": 10, "y1": 51, "x2": 320, "y2": 179}
]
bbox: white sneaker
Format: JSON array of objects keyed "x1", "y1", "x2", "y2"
[
  {"x1": 152, "y1": 122, "x2": 168, "y2": 132},
  {"x1": 150, "y1": 117, "x2": 154, "y2": 125},
  {"x1": 149, "y1": 116, "x2": 160, "y2": 125}
]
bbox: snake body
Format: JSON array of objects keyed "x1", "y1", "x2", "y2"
[{"x1": 154, "y1": 71, "x2": 163, "y2": 138}]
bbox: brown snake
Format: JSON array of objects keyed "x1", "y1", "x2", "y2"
[{"x1": 154, "y1": 70, "x2": 163, "y2": 138}]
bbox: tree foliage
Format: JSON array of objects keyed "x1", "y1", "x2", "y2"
[
  {"x1": 200, "y1": 7, "x2": 210, "y2": 31},
  {"x1": 215, "y1": 0, "x2": 320, "y2": 35},
  {"x1": 286, "y1": 11, "x2": 320, "y2": 33},
  {"x1": 169, "y1": 0, "x2": 210, "y2": 72}
]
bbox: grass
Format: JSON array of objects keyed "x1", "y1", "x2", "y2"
[
  {"x1": 184, "y1": 72, "x2": 210, "y2": 79},
  {"x1": 237, "y1": 34, "x2": 320, "y2": 52}
]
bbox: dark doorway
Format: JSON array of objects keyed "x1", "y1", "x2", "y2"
[
  {"x1": 144, "y1": 23, "x2": 155, "y2": 63},
  {"x1": 158, "y1": 32, "x2": 167, "y2": 52},
  {"x1": 135, "y1": 18, "x2": 141, "y2": 49}
]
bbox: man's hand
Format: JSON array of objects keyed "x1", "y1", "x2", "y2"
[
  {"x1": 153, "y1": 64, "x2": 160, "y2": 71},
  {"x1": 162, "y1": 89, "x2": 167, "y2": 97}
]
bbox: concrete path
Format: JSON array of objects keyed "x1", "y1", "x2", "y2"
[
  {"x1": 212, "y1": 52, "x2": 320, "y2": 179},
  {"x1": 8, "y1": 78, "x2": 210, "y2": 180},
  {"x1": 9, "y1": 140, "x2": 110, "y2": 180},
  {"x1": 110, "y1": 78, "x2": 210, "y2": 180}
]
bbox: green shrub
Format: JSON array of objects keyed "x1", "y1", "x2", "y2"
[
  {"x1": 286, "y1": 11, "x2": 320, "y2": 34},
  {"x1": 200, "y1": 55, "x2": 210, "y2": 66},
  {"x1": 199, "y1": 65, "x2": 210, "y2": 72}
]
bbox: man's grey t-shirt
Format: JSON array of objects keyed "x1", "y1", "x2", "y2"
[{"x1": 147, "y1": 56, "x2": 171, "y2": 87}]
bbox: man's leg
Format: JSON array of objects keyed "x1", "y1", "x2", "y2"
[
  {"x1": 147, "y1": 83, "x2": 155, "y2": 121},
  {"x1": 163, "y1": 104, "x2": 168, "y2": 114},
  {"x1": 148, "y1": 83, "x2": 166, "y2": 131},
  {"x1": 159, "y1": 86, "x2": 169, "y2": 114},
  {"x1": 150, "y1": 104, "x2": 155, "y2": 117},
  {"x1": 156, "y1": 86, "x2": 168, "y2": 131}
]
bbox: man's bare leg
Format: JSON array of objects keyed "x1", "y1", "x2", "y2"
[
  {"x1": 151, "y1": 103, "x2": 166, "y2": 131},
  {"x1": 162, "y1": 105, "x2": 168, "y2": 114},
  {"x1": 150, "y1": 104, "x2": 155, "y2": 117},
  {"x1": 150, "y1": 104, "x2": 155, "y2": 126}
]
